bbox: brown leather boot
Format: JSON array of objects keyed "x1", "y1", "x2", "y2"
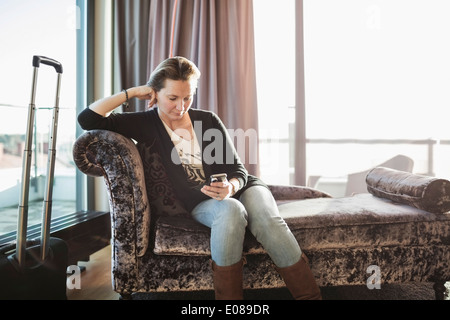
[
  {"x1": 212, "y1": 258, "x2": 245, "y2": 300},
  {"x1": 276, "y1": 253, "x2": 322, "y2": 300}
]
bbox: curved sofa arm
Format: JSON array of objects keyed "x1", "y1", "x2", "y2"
[
  {"x1": 73, "y1": 130, "x2": 151, "y2": 292},
  {"x1": 268, "y1": 184, "x2": 332, "y2": 201}
]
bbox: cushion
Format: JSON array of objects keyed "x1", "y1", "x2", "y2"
[
  {"x1": 267, "y1": 185, "x2": 332, "y2": 202},
  {"x1": 153, "y1": 194, "x2": 450, "y2": 256},
  {"x1": 136, "y1": 142, "x2": 191, "y2": 218},
  {"x1": 366, "y1": 167, "x2": 450, "y2": 213}
]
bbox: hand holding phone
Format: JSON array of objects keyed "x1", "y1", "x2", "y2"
[{"x1": 202, "y1": 173, "x2": 233, "y2": 201}]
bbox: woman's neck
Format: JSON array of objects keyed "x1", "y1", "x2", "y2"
[{"x1": 158, "y1": 109, "x2": 193, "y2": 140}]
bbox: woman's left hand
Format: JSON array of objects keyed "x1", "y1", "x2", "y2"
[{"x1": 201, "y1": 181, "x2": 233, "y2": 201}]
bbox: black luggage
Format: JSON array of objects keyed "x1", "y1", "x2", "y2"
[{"x1": 0, "y1": 56, "x2": 68, "y2": 300}]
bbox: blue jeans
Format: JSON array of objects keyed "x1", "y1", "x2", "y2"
[{"x1": 191, "y1": 186, "x2": 302, "y2": 268}]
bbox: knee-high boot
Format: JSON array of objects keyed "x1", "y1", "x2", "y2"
[
  {"x1": 276, "y1": 253, "x2": 322, "y2": 300},
  {"x1": 211, "y1": 258, "x2": 245, "y2": 300}
]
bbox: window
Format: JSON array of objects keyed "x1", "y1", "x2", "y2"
[
  {"x1": 255, "y1": 0, "x2": 450, "y2": 196},
  {"x1": 253, "y1": 0, "x2": 296, "y2": 185},
  {"x1": 0, "y1": 0, "x2": 79, "y2": 237},
  {"x1": 303, "y1": 0, "x2": 450, "y2": 195}
]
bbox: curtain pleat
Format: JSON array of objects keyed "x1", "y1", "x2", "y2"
[
  {"x1": 113, "y1": 0, "x2": 151, "y2": 111},
  {"x1": 146, "y1": 0, "x2": 175, "y2": 78}
]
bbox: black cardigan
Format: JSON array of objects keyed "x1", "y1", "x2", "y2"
[{"x1": 78, "y1": 107, "x2": 266, "y2": 211}]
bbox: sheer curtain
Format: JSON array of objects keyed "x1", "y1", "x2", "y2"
[{"x1": 113, "y1": 0, "x2": 259, "y2": 175}]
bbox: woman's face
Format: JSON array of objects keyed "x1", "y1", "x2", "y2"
[{"x1": 156, "y1": 79, "x2": 195, "y2": 123}]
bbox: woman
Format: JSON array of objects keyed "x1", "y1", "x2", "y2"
[{"x1": 78, "y1": 56, "x2": 321, "y2": 300}]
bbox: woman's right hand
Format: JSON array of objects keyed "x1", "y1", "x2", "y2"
[
  {"x1": 130, "y1": 86, "x2": 157, "y2": 108},
  {"x1": 131, "y1": 85, "x2": 155, "y2": 100}
]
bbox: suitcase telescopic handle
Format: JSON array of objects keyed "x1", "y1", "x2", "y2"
[
  {"x1": 32, "y1": 55, "x2": 63, "y2": 74},
  {"x1": 16, "y1": 56, "x2": 63, "y2": 267}
]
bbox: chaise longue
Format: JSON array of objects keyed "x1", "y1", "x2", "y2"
[{"x1": 73, "y1": 129, "x2": 450, "y2": 300}]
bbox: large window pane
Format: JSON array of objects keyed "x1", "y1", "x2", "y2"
[
  {"x1": 255, "y1": 1, "x2": 450, "y2": 196},
  {"x1": 254, "y1": 0, "x2": 296, "y2": 185},
  {"x1": 303, "y1": 0, "x2": 450, "y2": 195},
  {"x1": 0, "y1": 0, "x2": 78, "y2": 236}
]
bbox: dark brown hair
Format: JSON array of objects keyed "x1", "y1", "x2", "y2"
[{"x1": 147, "y1": 56, "x2": 201, "y2": 93}]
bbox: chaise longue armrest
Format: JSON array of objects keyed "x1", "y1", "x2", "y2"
[
  {"x1": 268, "y1": 185, "x2": 332, "y2": 202},
  {"x1": 72, "y1": 129, "x2": 151, "y2": 261}
]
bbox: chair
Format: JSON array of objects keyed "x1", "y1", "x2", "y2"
[
  {"x1": 345, "y1": 154, "x2": 414, "y2": 196},
  {"x1": 73, "y1": 130, "x2": 450, "y2": 300},
  {"x1": 72, "y1": 129, "x2": 331, "y2": 298}
]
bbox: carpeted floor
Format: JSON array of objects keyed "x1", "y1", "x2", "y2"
[
  {"x1": 320, "y1": 282, "x2": 437, "y2": 300},
  {"x1": 132, "y1": 282, "x2": 446, "y2": 300}
]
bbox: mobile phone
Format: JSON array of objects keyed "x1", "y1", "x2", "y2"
[{"x1": 209, "y1": 173, "x2": 227, "y2": 185}]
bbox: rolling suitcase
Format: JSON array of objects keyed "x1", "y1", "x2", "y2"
[{"x1": 0, "y1": 56, "x2": 68, "y2": 300}]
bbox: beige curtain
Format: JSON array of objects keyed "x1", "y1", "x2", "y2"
[{"x1": 114, "y1": 0, "x2": 259, "y2": 175}]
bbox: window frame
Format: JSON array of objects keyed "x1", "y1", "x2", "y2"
[{"x1": 0, "y1": 0, "x2": 109, "y2": 254}]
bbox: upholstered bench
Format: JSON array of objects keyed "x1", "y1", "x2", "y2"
[
  {"x1": 153, "y1": 194, "x2": 450, "y2": 293},
  {"x1": 73, "y1": 130, "x2": 450, "y2": 299}
]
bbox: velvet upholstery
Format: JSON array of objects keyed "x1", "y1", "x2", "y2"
[
  {"x1": 366, "y1": 167, "x2": 450, "y2": 214},
  {"x1": 73, "y1": 130, "x2": 450, "y2": 299}
]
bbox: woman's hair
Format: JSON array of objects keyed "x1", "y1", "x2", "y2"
[{"x1": 147, "y1": 56, "x2": 201, "y2": 93}]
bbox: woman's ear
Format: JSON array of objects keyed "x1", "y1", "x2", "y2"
[
  {"x1": 147, "y1": 100, "x2": 157, "y2": 109},
  {"x1": 148, "y1": 94, "x2": 157, "y2": 109}
]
